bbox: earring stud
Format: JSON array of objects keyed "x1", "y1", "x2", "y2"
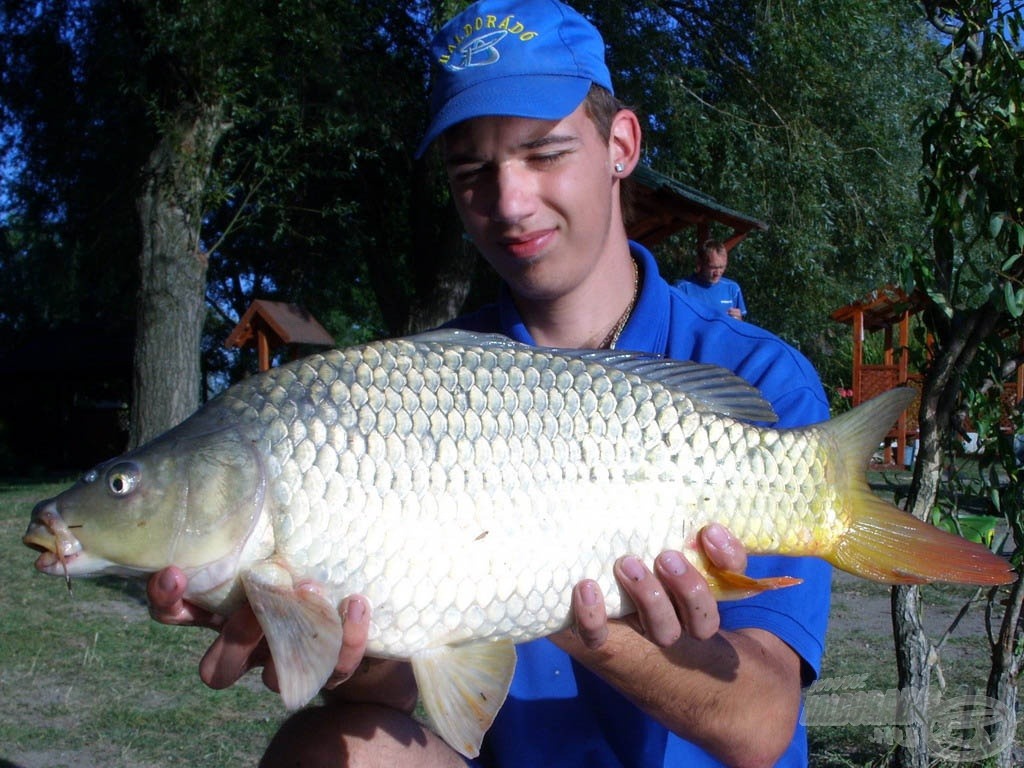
[{"x1": 614, "y1": 162, "x2": 625, "y2": 173}]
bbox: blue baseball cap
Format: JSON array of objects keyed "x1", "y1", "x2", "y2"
[{"x1": 416, "y1": 0, "x2": 614, "y2": 157}]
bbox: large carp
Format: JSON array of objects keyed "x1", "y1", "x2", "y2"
[{"x1": 24, "y1": 330, "x2": 1013, "y2": 757}]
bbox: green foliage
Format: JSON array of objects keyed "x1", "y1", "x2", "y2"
[
  {"x1": 623, "y1": 1, "x2": 944, "y2": 384},
  {"x1": 1, "y1": 0, "x2": 458, "y2": 393},
  {"x1": 954, "y1": 336, "x2": 1024, "y2": 555},
  {"x1": 904, "y1": 0, "x2": 1024, "y2": 496},
  {"x1": 0, "y1": 0, "x2": 999, "y2": 417},
  {"x1": 0, "y1": 0, "x2": 149, "y2": 344},
  {"x1": 891, "y1": 5, "x2": 1024, "y2": 763},
  {"x1": 930, "y1": 508, "x2": 1001, "y2": 547},
  {"x1": 910, "y1": 3, "x2": 1024, "y2": 327}
]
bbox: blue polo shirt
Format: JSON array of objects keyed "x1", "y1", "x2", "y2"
[
  {"x1": 676, "y1": 274, "x2": 747, "y2": 318},
  {"x1": 452, "y1": 241, "x2": 831, "y2": 768}
]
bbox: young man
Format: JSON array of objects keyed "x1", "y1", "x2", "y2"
[
  {"x1": 148, "y1": 1, "x2": 831, "y2": 765},
  {"x1": 676, "y1": 239, "x2": 748, "y2": 320}
]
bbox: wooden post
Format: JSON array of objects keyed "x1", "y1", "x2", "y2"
[
  {"x1": 258, "y1": 330, "x2": 270, "y2": 372},
  {"x1": 852, "y1": 308, "x2": 864, "y2": 406}
]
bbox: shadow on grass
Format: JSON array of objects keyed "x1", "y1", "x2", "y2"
[{"x1": 93, "y1": 574, "x2": 149, "y2": 605}]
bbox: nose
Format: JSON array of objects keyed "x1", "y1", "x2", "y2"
[{"x1": 489, "y1": 162, "x2": 535, "y2": 224}]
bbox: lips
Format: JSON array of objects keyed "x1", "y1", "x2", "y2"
[
  {"x1": 498, "y1": 229, "x2": 555, "y2": 260},
  {"x1": 23, "y1": 500, "x2": 83, "y2": 575},
  {"x1": 30, "y1": 548, "x2": 80, "y2": 575}
]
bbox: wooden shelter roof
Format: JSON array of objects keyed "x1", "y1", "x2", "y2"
[
  {"x1": 624, "y1": 165, "x2": 769, "y2": 247},
  {"x1": 829, "y1": 284, "x2": 927, "y2": 332},
  {"x1": 224, "y1": 300, "x2": 335, "y2": 351}
]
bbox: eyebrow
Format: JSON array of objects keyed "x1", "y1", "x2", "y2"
[
  {"x1": 522, "y1": 133, "x2": 579, "y2": 150},
  {"x1": 444, "y1": 132, "x2": 581, "y2": 166}
]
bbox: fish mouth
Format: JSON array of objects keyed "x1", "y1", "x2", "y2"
[{"x1": 23, "y1": 500, "x2": 84, "y2": 579}]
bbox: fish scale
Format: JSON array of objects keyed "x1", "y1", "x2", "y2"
[
  {"x1": 24, "y1": 329, "x2": 1014, "y2": 759},
  {"x1": 231, "y1": 336, "x2": 793, "y2": 651}
]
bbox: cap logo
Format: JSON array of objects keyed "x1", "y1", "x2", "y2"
[
  {"x1": 445, "y1": 29, "x2": 506, "y2": 70},
  {"x1": 438, "y1": 14, "x2": 539, "y2": 72}
]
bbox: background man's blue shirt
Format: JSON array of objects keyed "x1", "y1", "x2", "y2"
[
  {"x1": 452, "y1": 242, "x2": 831, "y2": 767},
  {"x1": 676, "y1": 273, "x2": 747, "y2": 318}
]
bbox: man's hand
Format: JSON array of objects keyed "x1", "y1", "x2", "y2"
[
  {"x1": 146, "y1": 567, "x2": 374, "y2": 694},
  {"x1": 558, "y1": 523, "x2": 747, "y2": 650},
  {"x1": 147, "y1": 566, "x2": 224, "y2": 629}
]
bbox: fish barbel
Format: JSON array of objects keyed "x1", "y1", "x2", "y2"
[{"x1": 23, "y1": 330, "x2": 1014, "y2": 757}]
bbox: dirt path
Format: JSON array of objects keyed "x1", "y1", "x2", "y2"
[{"x1": 811, "y1": 568, "x2": 1018, "y2": 765}]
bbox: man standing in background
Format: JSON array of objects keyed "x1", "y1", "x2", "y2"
[{"x1": 676, "y1": 239, "x2": 747, "y2": 320}]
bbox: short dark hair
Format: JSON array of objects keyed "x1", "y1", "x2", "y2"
[
  {"x1": 582, "y1": 84, "x2": 639, "y2": 219},
  {"x1": 582, "y1": 84, "x2": 630, "y2": 143},
  {"x1": 698, "y1": 239, "x2": 727, "y2": 263}
]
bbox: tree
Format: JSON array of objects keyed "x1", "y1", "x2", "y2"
[
  {"x1": 131, "y1": 98, "x2": 227, "y2": 445},
  {"x1": 3, "y1": 0, "x2": 470, "y2": 449},
  {"x1": 892, "y1": 2, "x2": 1024, "y2": 765},
  {"x1": 148, "y1": 0, "x2": 472, "y2": 411},
  {"x1": 0, "y1": 0, "x2": 977, "y2": 486},
  {"x1": 643, "y1": 0, "x2": 943, "y2": 392},
  {"x1": 0, "y1": 0, "x2": 148, "y2": 344},
  {"x1": 125, "y1": 0, "x2": 312, "y2": 444}
]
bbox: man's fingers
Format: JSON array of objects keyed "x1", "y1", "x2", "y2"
[
  {"x1": 199, "y1": 604, "x2": 268, "y2": 689},
  {"x1": 146, "y1": 567, "x2": 221, "y2": 629},
  {"x1": 700, "y1": 523, "x2": 747, "y2": 574},
  {"x1": 570, "y1": 580, "x2": 609, "y2": 650},
  {"x1": 261, "y1": 655, "x2": 279, "y2": 693},
  {"x1": 654, "y1": 551, "x2": 720, "y2": 641},
  {"x1": 325, "y1": 595, "x2": 371, "y2": 688},
  {"x1": 615, "y1": 556, "x2": 682, "y2": 647}
]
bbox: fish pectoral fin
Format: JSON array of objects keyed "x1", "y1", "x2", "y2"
[
  {"x1": 410, "y1": 641, "x2": 516, "y2": 759},
  {"x1": 705, "y1": 564, "x2": 802, "y2": 601},
  {"x1": 241, "y1": 563, "x2": 343, "y2": 710}
]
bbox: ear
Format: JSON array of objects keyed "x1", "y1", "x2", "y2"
[{"x1": 609, "y1": 109, "x2": 642, "y2": 176}]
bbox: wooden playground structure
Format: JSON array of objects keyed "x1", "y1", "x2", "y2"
[
  {"x1": 830, "y1": 285, "x2": 926, "y2": 467},
  {"x1": 831, "y1": 285, "x2": 1023, "y2": 467}
]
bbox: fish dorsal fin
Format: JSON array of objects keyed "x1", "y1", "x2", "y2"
[
  {"x1": 410, "y1": 641, "x2": 517, "y2": 759},
  {"x1": 241, "y1": 562, "x2": 343, "y2": 709},
  {"x1": 405, "y1": 329, "x2": 777, "y2": 424},
  {"x1": 585, "y1": 354, "x2": 777, "y2": 423}
]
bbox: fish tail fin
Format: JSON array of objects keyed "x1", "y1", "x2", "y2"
[{"x1": 823, "y1": 388, "x2": 1015, "y2": 586}]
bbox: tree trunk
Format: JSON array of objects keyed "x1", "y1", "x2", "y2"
[
  {"x1": 890, "y1": 303, "x2": 1008, "y2": 767},
  {"x1": 891, "y1": 584, "x2": 932, "y2": 767},
  {"x1": 402, "y1": 211, "x2": 478, "y2": 334},
  {"x1": 130, "y1": 100, "x2": 228, "y2": 448},
  {"x1": 890, "y1": 385, "x2": 946, "y2": 767},
  {"x1": 987, "y1": 575, "x2": 1023, "y2": 766}
]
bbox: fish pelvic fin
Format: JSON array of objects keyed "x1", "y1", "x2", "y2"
[
  {"x1": 411, "y1": 641, "x2": 516, "y2": 759},
  {"x1": 703, "y1": 562, "x2": 802, "y2": 601},
  {"x1": 241, "y1": 562, "x2": 343, "y2": 709},
  {"x1": 823, "y1": 388, "x2": 1015, "y2": 586}
]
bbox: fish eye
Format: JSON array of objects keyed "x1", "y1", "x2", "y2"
[{"x1": 106, "y1": 463, "x2": 140, "y2": 497}]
